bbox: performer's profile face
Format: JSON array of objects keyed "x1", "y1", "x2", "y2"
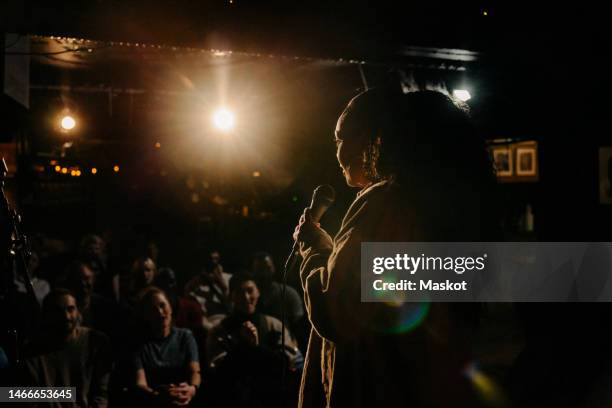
[{"x1": 335, "y1": 108, "x2": 369, "y2": 188}]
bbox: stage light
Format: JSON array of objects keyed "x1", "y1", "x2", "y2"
[
  {"x1": 113, "y1": 165, "x2": 120, "y2": 173},
  {"x1": 453, "y1": 89, "x2": 472, "y2": 102},
  {"x1": 60, "y1": 115, "x2": 76, "y2": 131},
  {"x1": 91, "y1": 168, "x2": 98, "y2": 174},
  {"x1": 213, "y1": 108, "x2": 235, "y2": 132}
]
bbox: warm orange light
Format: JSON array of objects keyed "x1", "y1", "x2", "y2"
[
  {"x1": 61, "y1": 167, "x2": 68, "y2": 174},
  {"x1": 60, "y1": 115, "x2": 76, "y2": 131},
  {"x1": 91, "y1": 168, "x2": 98, "y2": 174},
  {"x1": 76, "y1": 170, "x2": 81, "y2": 177},
  {"x1": 252, "y1": 171, "x2": 261, "y2": 178},
  {"x1": 50, "y1": 160, "x2": 57, "y2": 165},
  {"x1": 54, "y1": 165, "x2": 61, "y2": 172},
  {"x1": 113, "y1": 165, "x2": 120, "y2": 173},
  {"x1": 155, "y1": 142, "x2": 161, "y2": 148}
]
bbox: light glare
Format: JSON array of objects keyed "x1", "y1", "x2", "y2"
[
  {"x1": 61, "y1": 115, "x2": 76, "y2": 130},
  {"x1": 453, "y1": 89, "x2": 472, "y2": 102},
  {"x1": 213, "y1": 108, "x2": 235, "y2": 131}
]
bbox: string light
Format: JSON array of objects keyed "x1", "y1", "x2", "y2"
[
  {"x1": 91, "y1": 168, "x2": 98, "y2": 174},
  {"x1": 113, "y1": 165, "x2": 120, "y2": 173},
  {"x1": 54, "y1": 165, "x2": 61, "y2": 172}
]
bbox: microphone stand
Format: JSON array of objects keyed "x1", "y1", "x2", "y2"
[{"x1": 0, "y1": 157, "x2": 38, "y2": 367}]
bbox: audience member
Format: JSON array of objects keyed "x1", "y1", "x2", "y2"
[
  {"x1": 79, "y1": 235, "x2": 118, "y2": 301},
  {"x1": 14, "y1": 251, "x2": 50, "y2": 305},
  {"x1": 61, "y1": 261, "x2": 126, "y2": 350},
  {"x1": 251, "y1": 252, "x2": 304, "y2": 328},
  {"x1": 125, "y1": 257, "x2": 157, "y2": 306},
  {"x1": 132, "y1": 287, "x2": 201, "y2": 407},
  {"x1": 184, "y1": 250, "x2": 231, "y2": 329},
  {"x1": 206, "y1": 273, "x2": 302, "y2": 407},
  {"x1": 19, "y1": 289, "x2": 112, "y2": 408}
]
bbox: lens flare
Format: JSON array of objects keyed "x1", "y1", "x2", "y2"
[
  {"x1": 464, "y1": 361, "x2": 507, "y2": 406},
  {"x1": 213, "y1": 108, "x2": 235, "y2": 131}
]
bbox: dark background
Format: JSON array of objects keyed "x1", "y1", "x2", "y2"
[{"x1": 2, "y1": 0, "x2": 612, "y2": 278}]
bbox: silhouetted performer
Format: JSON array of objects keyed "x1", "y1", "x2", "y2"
[{"x1": 293, "y1": 89, "x2": 498, "y2": 407}]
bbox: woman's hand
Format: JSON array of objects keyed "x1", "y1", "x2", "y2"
[
  {"x1": 293, "y1": 208, "x2": 333, "y2": 257},
  {"x1": 239, "y1": 321, "x2": 259, "y2": 346}
]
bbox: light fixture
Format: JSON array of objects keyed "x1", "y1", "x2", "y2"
[
  {"x1": 60, "y1": 115, "x2": 76, "y2": 131},
  {"x1": 212, "y1": 108, "x2": 235, "y2": 132},
  {"x1": 453, "y1": 89, "x2": 472, "y2": 102}
]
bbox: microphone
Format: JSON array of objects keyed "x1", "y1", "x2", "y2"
[
  {"x1": 308, "y1": 184, "x2": 336, "y2": 223},
  {"x1": 284, "y1": 184, "x2": 336, "y2": 271}
]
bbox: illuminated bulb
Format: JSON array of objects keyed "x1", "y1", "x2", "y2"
[
  {"x1": 212, "y1": 108, "x2": 235, "y2": 132},
  {"x1": 61, "y1": 167, "x2": 68, "y2": 174},
  {"x1": 54, "y1": 165, "x2": 61, "y2": 172},
  {"x1": 453, "y1": 89, "x2": 472, "y2": 102},
  {"x1": 252, "y1": 171, "x2": 261, "y2": 177},
  {"x1": 154, "y1": 142, "x2": 161, "y2": 148},
  {"x1": 60, "y1": 115, "x2": 76, "y2": 131},
  {"x1": 91, "y1": 168, "x2": 98, "y2": 174},
  {"x1": 113, "y1": 165, "x2": 120, "y2": 173},
  {"x1": 70, "y1": 170, "x2": 76, "y2": 176},
  {"x1": 76, "y1": 170, "x2": 81, "y2": 176}
]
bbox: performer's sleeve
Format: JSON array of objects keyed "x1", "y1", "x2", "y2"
[{"x1": 300, "y1": 226, "x2": 363, "y2": 343}]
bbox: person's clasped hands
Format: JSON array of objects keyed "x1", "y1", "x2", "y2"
[{"x1": 159, "y1": 382, "x2": 197, "y2": 406}]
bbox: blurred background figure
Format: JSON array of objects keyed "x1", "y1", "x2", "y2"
[
  {"x1": 19, "y1": 289, "x2": 112, "y2": 407},
  {"x1": 79, "y1": 234, "x2": 118, "y2": 301},
  {"x1": 184, "y1": 250, "x2": 231, "y2": 329},
  {"x1": 131, "y1": 287, "x2": 200, "y2": 407},
  {"x1": 251, "y1": 252, "x2": 304, "y2": 333},
  {"x1": 206, "y1": 273, "x2": 302, "y2": 408},
  {"x1": 125, "y1": 257, "x2": 157, "y2": 307},
  {"x1": 61, "y1": 261, "x2": 126, "y2": 350},
  {"x1": 13, "y1": 251, "x2": 50, "y2": 305}
]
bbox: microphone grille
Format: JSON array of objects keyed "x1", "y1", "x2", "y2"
[{"x1": 313, "y1": 184, "x2": 336, "y2": 205}]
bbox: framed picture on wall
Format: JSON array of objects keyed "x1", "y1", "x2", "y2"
[
  {"x1": 516, "y1": 147, "x2": 537, "y2": 176},
  {"x1": 493, "y1": 148, "x2": 513, "y2": 177}
]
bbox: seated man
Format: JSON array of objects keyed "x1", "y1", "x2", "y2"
[
  {"x1": 206, "y1": 273, "x2": 302, "y2": 407},
  {"x1": 251, "y1": 252, "x2": 304, "y2": 328},
  {"x1": 19, "y1": 289, "x2": 112, "y2": 408},
  {"x1": 61, "y1": 261, "x2": 127, "y2": 348}
]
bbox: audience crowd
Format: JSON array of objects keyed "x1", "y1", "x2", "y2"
[{"x1": 5, "y1": 232, "x2": 305, "y2": 407}]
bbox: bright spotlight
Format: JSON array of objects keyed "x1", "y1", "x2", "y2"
[
  {"x1": 213, "y1": 108, "x2": 235, "y2": 132},
  {"x1": 60, "y1": 115, "x2": 76, "y2": 131},
  {"x1": 453, "y1": 89, "x2": 472, "y2": 102}
]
